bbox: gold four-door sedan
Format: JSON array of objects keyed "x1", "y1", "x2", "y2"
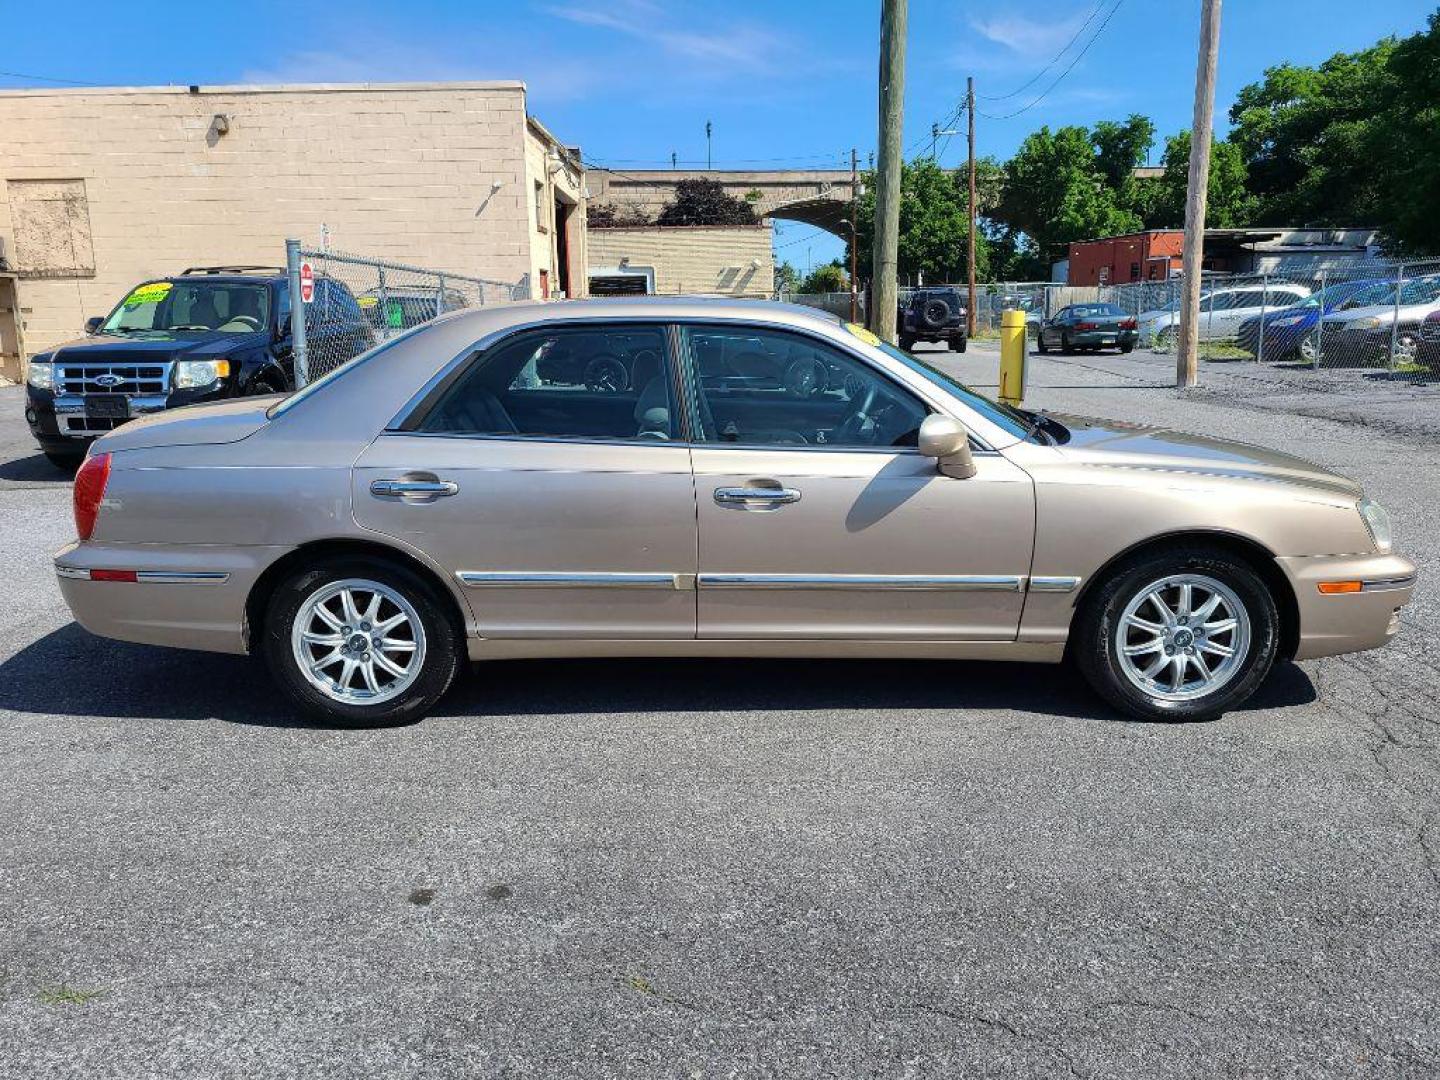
[{"x1": 54, "y1": 298, "x2": 1414, "y2": 726}]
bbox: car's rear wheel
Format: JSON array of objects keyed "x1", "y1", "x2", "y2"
[
  {"x1": 43, "y1": 449, "x2": 84, "y2": 471},
  {"x1": 1036, "y1": 333, "x2": 1049, "y2": 354},
  {"x1": 262, "y1": 557, "x2": 460, "y2": 726},
  {"x1": 1074, "y1": 547, "x2": 1280, "y2": 722}
]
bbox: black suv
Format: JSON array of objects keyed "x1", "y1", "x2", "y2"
[
  {"x1": 897, "y1": 287, "x2": 968, "y2": 352},
  {"x1": 24, "y1": 266, "x2": 373, "y2": 466}
]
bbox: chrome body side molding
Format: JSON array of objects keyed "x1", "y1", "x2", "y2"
[
  {"x1": 458, "y1": 571, "x2": 684, "y2": 589},
  {"x1": 1028, "y1": 576, "x2": 1081, "y2": 593},
  {"x1": 696, "y1": 573, "x2": 1025, "y2": 592}
]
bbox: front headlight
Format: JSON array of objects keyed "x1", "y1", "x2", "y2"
[
  {"x1": 1358, "y1": 498, "x2": 1393, "y2": 553},
  {"x1": 26, "y1": 361, "x2": 55, "y2": 391},
  {"x1": 1271, "y1": 315, "x2": 1304, "y2": 327},
  {"x1": 173, "y1": 358, "x2": 231, "y2": 389},
  {"x1": 1345, "y1": 316, "x2": 1384, "y2": 331}
]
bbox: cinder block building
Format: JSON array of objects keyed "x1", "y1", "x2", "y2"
[
  {"x1": 587, "y1": 225, "x2": 774, "y2": 297},
  {"x1": 0, "y1": 80, "x2": 587, "y2": 374}
]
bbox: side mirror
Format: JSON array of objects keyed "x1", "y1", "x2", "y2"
[
  {"x1": 918, "y1": 414, "x2": 976, "y2": 479},
  {"x1": 84, "y1": 316, "x2": 104, "y2": 335}
]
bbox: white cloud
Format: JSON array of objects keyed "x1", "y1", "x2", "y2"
[
  {"x1": 969, "y1": 5, "x2": 1094, "y2": 55},
  {"x1": 544, "y1": 0, "x2": 791, "y2": 75}
]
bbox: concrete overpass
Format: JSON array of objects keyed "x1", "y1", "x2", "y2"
[{"x1": 587, "y1": 169, "x2": 857, "y2": 237}]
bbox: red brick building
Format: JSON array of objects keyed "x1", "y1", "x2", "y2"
[{"x1": 1067, "y1": 230, "x2": 1183, "y2": 286}]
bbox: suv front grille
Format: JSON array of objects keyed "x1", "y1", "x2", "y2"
[{"x1": 58, "y1": 363, "x2": 169, "y2": 395}]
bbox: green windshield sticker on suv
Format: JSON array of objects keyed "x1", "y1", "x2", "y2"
[{"x1": 121, "y1": 281, "x2": 173, "y2": 309}]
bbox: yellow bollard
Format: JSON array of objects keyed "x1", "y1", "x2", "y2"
[{"x1": 998, "y1": 307, "x2": 1027, "y2": 406}]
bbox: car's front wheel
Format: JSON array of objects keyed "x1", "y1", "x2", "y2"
[
  {"x1": 262, "y1": 557, "x2": 461, "y2": 726},
  {"x1": 1074, "y1": 547, "x2": 1280, "y2": 722}
]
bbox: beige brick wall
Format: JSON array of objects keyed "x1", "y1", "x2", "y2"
[
  {"x1": 587, "y1": 226, "x2": 774, "y2": 297},
  {"x1": 0, "y1": 82, "x2": 577, "y2": 356}
]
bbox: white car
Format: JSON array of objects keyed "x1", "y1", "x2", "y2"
[{"x1": 1140, "y1": 283, "x2": 1312, "y2": 347}]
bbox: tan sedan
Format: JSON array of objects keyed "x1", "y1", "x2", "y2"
[{"x1": 54, "y1": 298, "x2": 1414, "y2": 725}]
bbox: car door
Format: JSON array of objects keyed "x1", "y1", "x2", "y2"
[
  {"x1": 352, "y1": 321, "x2": 698, "y2": 639},
  {"x1": 680, "y1": 323, "x2": 1035, "y2": 640},
  {"x1": 1044, "y1": 307, "x2": 1070, "y2": 346}
]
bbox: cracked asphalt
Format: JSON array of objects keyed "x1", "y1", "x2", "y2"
[{"x1": 0, "y1": 349, "x2": 1436, "y2": 1078}]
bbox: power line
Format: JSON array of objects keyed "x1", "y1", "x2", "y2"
[
  {"x1": 0, "y1": 69, "x2": 101, "y2": 86},
  {"x1": 977, "y1": 0, "x2": 1126, "y2": 122},
  {"x1": 976, "y1": 0, "x2": 1110, "y2": 102}
]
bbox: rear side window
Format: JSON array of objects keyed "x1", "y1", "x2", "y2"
[{"x1": 418, "y1": 325, "x2": 677, "y2": 442}]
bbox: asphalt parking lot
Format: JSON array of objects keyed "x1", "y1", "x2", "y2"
[{"x1": 1, "y1": 347, "x2": 1437, "y2": 1078}]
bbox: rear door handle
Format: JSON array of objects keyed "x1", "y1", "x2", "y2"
[
  {"x1": 371, "y1": 478, "x2": 459, "y2": 499},
  {"x1": 714, "y1": 486, "x2": 801, "y2": 509}
]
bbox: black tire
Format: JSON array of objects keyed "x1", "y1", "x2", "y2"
[
  {"x1": 43, "y1": 449, "x2": 83, "y2": 471},
  {"x1": 1036, "y1": 332, "x2": 1050, "y2": 354},
  {"x1": 898, "y1": 335, "x2": 916, "y2": 351},
  {"x1": 1073, "y1": 545, "x2": 1281, "y2": 723},
  {"x1": 261, "y1": 555, "x2": 461, "y2": 727},
  {"x1": 950, "y1": 334, "x2": 967, "y2": 353},
  {"x1": 920, "y1": 298, "x2": 951, "y2": 330},
  {"x1": 1120, "y1": 342, "x2": 1135, "y2": 354}
]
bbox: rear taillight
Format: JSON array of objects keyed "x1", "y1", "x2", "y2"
[
  {"x1": 73, "y1": 452, "x2": 111, "y2": 541},
  {"x1": 1120, "y1": 318, "x2": 1137, "y2": 330}
]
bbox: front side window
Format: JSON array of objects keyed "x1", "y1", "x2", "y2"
[
  {"x1": 682, "y1": 325, "x2": 926, "y2": 449},
  {"x1": 419, "y1": 325, "x2": 676, "y2": 441},
  {"x1": 102, "y1": 280, "x2": 270, "y2": 334}
]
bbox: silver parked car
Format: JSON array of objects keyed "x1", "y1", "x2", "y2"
[
  {"x1": 55, "y1": 298, "x2": 1413, "y2": 726},
  {"x1": 1140, "y1": 282, "x2": 1312, "y2": 347}
]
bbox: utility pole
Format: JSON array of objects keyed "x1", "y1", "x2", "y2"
[
  {"x1": 671, "y1": 151, "x2": 677, "y2": 170},
  {"x1": 1177, "y1": 0, "x2": 1223, "y2": 387},
  {"x1": 931, "y1": 122, "x2": 940, "y2": 158},
  {"x1": 967, "y1": 76, "x2": 977, "y2": 338},
  {"x1": 705, "y1": 121, "x2": 713, "y2": 170},
  {"x1": 849, "y1": 147, "x2": 860, "y2": 323},
  {"x1": 872, "y1": 0, "x2": 908, "y2": 342}
]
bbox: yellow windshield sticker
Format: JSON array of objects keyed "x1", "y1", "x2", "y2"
[
  {"x1": 357, "y1": 295, "x2": 378, "y2": 308},
  {"x1": 122, "y1": 281, "x2": 172, "y2": 308},
  {"x1": 844, "y1": 322, "x2": 881, "y2": 347}
]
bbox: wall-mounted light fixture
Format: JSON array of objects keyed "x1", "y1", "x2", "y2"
[{"x1": 209, "y1": 114, "x2": 230, "y2": 137}]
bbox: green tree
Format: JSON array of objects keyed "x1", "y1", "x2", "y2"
[
  {"x1": 850, "y1": 158, "x2": 990, "y2": 284},
  {"x1": 1227, "y1": 41, "x2": 1397, "y2": 227},
  {"x1": 799, "y1": 261, "x2": 848, "y2": 293},
  {"x1": 774, "y1": 261, "x2": 801, "y2": 293},
  {"x1": 1367, "y1": 12, "x2": 1440, "y2": 253},
  {"x1": 1148, "y1": 131, "x2": 1255, "y2": 228},
  {"x1": 1092, "y1": 114, "x2": 1156, "y2": 189},
  {"x1": 996, "y1": 125, "x2": 1141, "y2": 266}
]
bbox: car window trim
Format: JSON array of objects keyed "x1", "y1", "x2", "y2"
[
  {"x1": 394, "y1": 318, "x2": 685, "y2": 442},
  {"x1": 673, "y1": 319, "x2": 945, "y2": 452},
  {"x1": 386, "y1": 313, "x2": 1007, "y2": 452}
]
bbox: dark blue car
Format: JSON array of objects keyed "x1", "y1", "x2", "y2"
[{"x1": 1237, "y1": 279, "x2": 1392, "y2": 362}]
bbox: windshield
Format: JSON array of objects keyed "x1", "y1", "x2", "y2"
[
  {"x1": 1071, "y1": 304, "x2": 1125, "y2": 318},
  {"x1": 102, "y1": 280, "x2": 271, "y2": 334},
  {"x1": 1400, "y1": 277, "x2": 1440, "y2": 305},
  {"x1": 875, "y1": 341, "x2": 1033, "y2": 441}
]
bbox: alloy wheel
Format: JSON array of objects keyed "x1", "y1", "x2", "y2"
[
  {"x1": 1115, "y1": 573, "x2": 1251, "y2": 703},
  {"x1": 290, "y1": 578, "x2": 427, "y2": 705}
]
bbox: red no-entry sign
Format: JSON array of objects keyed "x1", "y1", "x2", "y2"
[{"x1": 299, "y1": 261, "x2": 315, "y2": 304}]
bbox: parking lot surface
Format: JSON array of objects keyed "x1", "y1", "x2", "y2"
[{"x1": 1, "y1": 352, "x2": 1437, "y2": 1078}]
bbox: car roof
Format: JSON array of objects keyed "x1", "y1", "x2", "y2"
[{"x1": 424, "y1": 296, "x2": 847, "y2": 337}]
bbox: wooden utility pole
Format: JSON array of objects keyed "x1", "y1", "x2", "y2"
[
  {"x1": 966, "y1": 76, "x2": 977, "y2": 338},
  {"x1": 849, "y1": 147, "x2": 860, "y2": 323},
  {"x1": 872, "y1": 0, "x2": 908, "y2": 342},
  {"x1": 1177, "y1": 0, "x2": 1222, "y2": 387}
]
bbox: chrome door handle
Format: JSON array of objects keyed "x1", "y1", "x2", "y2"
[
  {"x1": 371, "y1": 478, "x2": 459, "y2": 498},
  {"x1": 714, "y1": 486, "x2": 801, "y2": 508}
]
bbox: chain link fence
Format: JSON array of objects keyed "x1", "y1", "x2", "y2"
[
  {"x1": 285, "y1": 241, "x2": 530, "y2": 386},
  {"x1": 1099, "y1": 259, "x2": 1440, "y2": 382}
]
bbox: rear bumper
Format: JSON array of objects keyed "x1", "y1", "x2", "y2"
[
  {"x1": 54, "y1": 540, "x2": 291, "y2": 655},
  {"x1": 1278, "y1": 552, "x2": 1416, "y2": 660},
  {"x1": 1073, "y1": 330, "x2": 1138, "y2": 348}
]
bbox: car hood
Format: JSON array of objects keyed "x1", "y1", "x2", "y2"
[
  {"x1": 45, "y1": 329, "x2": 267, "y2": 363},
  {"x1": 1050, "y1": 413, "x2": 1362, "y2": 500},
  {"x1": 94, "y1": 395, "x2": 276, "y2": 453}
]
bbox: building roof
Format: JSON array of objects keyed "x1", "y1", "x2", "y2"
[{"x1": 0, "y1": 80, "x2": 527, "y2": 99}]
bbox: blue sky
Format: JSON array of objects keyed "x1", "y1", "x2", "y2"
[{"x1": 5, "y1": 0, "x2": 1436, "y2": 271}]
